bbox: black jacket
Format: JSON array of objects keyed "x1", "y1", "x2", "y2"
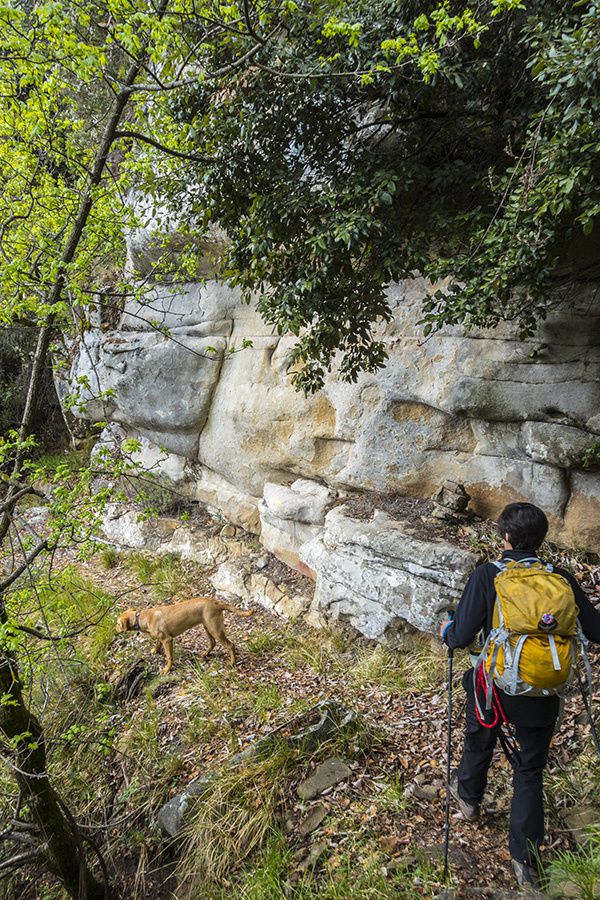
[{"x1": 443, "y1": 549, "x2": 600, "y2": 726}]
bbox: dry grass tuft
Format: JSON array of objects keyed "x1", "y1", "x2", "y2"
[{"x1": 176, "y1": 742, "x2": 297, "y2": 895}]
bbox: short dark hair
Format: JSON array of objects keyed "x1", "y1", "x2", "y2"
[{"x1": 497, "y1": 502, "x2": 548, "y2": 550}]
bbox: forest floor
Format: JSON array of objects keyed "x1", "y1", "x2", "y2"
[
  {"x1": 0, "y1": 492, "x2": 600, "y2": 900},
  {"x1": 4, "y1": 509, "x2": 600, "y2": 900}
]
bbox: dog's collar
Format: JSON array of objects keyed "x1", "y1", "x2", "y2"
[{"x1": 133, "y1": 610, "x2": 140, "y2": 632}]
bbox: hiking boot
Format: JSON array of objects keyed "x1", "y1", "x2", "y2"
[
  {"x1": 512, "y1": 859, "x2": 540, "y2": 889},
  {"x1": 449, "y1": 771, "x2": 479, "y2": 822}
]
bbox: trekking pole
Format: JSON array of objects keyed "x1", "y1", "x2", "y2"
[
  {"x1": 442, "y1": 611, "x2": 455, "y2": 885},
  {"x1": 577, "y1": 670, "x2": 600, "y2": 760}
]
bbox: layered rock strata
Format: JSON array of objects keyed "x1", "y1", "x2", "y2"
[
  {"x1": 300, "y1": 506, "x2": 477, "y2": 642},
  {"x1": 72, "y1": 272, "x2": 600, "y2": 548},
  {"x1": 100, "y1": 500, "x2": 475, "y2": 640}
]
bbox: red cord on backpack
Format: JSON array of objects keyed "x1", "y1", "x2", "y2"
[{"x1": 475, "y1": 665, "x2": 508, "y2": 729}]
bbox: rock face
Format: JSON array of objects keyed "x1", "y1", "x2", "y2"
[
  {"x1": 259, "y1": 479, "x2": 335, "y2": 575},
  {"x1": 300, "y1": 506, "x2": 477, "y2": 641},
  {"x1": 70, "y1": 266, "x2": 600, "y2": 548}
]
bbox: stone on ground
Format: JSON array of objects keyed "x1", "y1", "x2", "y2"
[
  {"x1": 297, "y1": 756, "x2": 351, "y2": 801},
  {"x1": 296, "y1": 802, "x2": 330, "y2": 837},
  {"x1": 561, "y1": 804, "x2": 600, "y2": 845}
]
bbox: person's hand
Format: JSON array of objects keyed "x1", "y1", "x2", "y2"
[{"x1": 439, "y1": 618, "x2": 452, "y2": 639}]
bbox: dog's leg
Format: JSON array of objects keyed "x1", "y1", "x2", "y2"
[
  {"x1": 200, "y1": 624, "x2": 216, "y2": 660},
  {"x1": 225, "y1": 640, "x2": 237, "y2": 666},
  {"x1": 151, "y1": 639, "x2": 162, "y2": 655},
  {"x1": 212, "y1": 615, "x2": 237, "y2": 666},
  {"x1": 160, "y1": 638, "x2": 174, "y2": 675}
]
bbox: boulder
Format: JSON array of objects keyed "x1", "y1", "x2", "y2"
[
  {"x1": 101, "y1": 503, "x2": 222, "y2": 566},
  {"x1": 521, "y1": 422, "x2": 593, "y2": 468},
  {"x1": 259, "y1": 500, "x2": 321, "y2": 576},
  {"x1": 296, "y1": 803, "x2": 330, "y2": 837},
  {"x1": 562, "y1": 804, "x2": 600, "y2": 845},
  {"x1": 210, "y1": 560, "x2": 312, "y2": 620},
  {"x1": 157, "y1": 778, "x2": 213, "y2": 838},
  {"x1": 300, "y1": 504, "x2": 477, "y2": 641},
  {"x1": 73, "y1": 329, "x2": 227, "y2": 457},
  {"x1": 102, "y1": 505, "x2": 152, "y2": 550},
  {"x1": 211, "y1": 559, "x2": 253, "y2": 600},
  {"x1": 191, "y1": 465, "x2": 261, "y2": 534},
  {"x1": 263, "y1": 479, "x2": 335, "y2": 524}
]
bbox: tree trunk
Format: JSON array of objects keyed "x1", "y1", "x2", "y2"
[
  {"x1": 0, "y1": 3, "x2": 170, "y2": 894},
  {"x1": 0, "y1": 649, "x2": 106, "y2": 899}
]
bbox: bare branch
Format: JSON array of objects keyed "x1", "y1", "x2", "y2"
[
  {"x1": 0, "y1": 850, "x2": 41, "y2": 872},
  {"x1": 0, "y1": 540, "x2": 49, "y2": 594},
  {"x1": 0, "y1": 485, "x2": 45, "y2": 516}
]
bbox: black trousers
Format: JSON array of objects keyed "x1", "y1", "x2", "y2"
[{"x1": 456, "y1": 670, "x2": 557, "y2": 865}]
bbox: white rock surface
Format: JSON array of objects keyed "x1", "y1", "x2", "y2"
[
  {"x1": 70, "y1": 252, "x2": 600, "y2": 547},
  {"x1": 210, "y1": 559, "x2": 312, "y2": 620},
  {"x1": 101, "y1": 504, "x2": 224, "y2": 566},
  {"x1": 300, "y1": 505, "x2": 477, "y2": 643},
  {"x1": 259, "y1": 500, "x2": 322, "y2": 577},
  {"x1": 191, "y1": 466, "x2": 261, "y2": 534},
  {"x1": 263, "y1": 479, "x2": 334, "y2": 524}
]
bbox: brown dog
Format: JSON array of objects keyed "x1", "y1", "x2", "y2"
[{"x1": 115, "y1": 597, "x2": 253, "y2": 674}]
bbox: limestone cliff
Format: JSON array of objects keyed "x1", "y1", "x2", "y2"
[{"x1": 71, "y1": 242, "x2": 600, "y2": 549}]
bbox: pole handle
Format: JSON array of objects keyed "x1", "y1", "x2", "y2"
[{"x1": 444, "y1": 608, "x2": 455, "y2": 659}]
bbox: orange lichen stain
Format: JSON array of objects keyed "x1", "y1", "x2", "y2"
[
  {"x1": 310, "y1": 438, "x2": 350, "y2": 472},
  {"x1": 561, "y1": 491, "x2": 600, "y2": 551},
  {"x1": 312, "y1": 395, "x2": 336, "y2": 435},
  {"x1": 392, "y1": 401, "x2": 435, "y2": 424}
]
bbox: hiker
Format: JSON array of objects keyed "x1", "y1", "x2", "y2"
[{"x1": 439, "y1": 502, "x2": 600, "y2": 888}]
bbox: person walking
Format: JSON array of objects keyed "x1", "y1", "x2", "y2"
[{"x1": 439, "y1": 502, "x2": 600, "y2": 888}]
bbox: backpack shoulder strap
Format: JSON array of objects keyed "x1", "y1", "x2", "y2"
[{"x1": 494, "y1": 556, "x2": 554, "y2": 573}]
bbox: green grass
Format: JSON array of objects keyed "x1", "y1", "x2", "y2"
[
  {"x1": 100, "y1": 545, "x2": 120, "y2": 569},
  {"x1": 286, "y1": 630, "x2": 447, "y2": 696},
  {"x1": 192, "y1": 826, "x2": 442, "y2": 899},
  {"x1": 32, "y1": 448, "x2": 89, "y2": 477},
  {"x1": 287, "y1": 631, "x2": 340, "y2": 675},
  {"x1": 177, "y1": 741, "x2": 301, "y2": 893},
  {"x1": 123, "y1": 551, "x2": 210, "y2": 601},
  {"x1": 253, "y1": 682, "x2": 284, "y2": 720},
  {"x1": 246, "y1": 629, "x2": 288, "y2": 656},
  {"x1": 7, "y1": 566, "x2": 115, "y2": 671},
  {"x1": 544, "y1": 832, "x2": 600, "y2": 899},
  {"x1": 374, "y1": 773, "x2": 412, "y2": 816},
  {"x1": 176, "y1": 712, "x2": 368, "y2": 899},
  {"x1": 546, "y1": 746, "x2": 600, "y2": 814}
]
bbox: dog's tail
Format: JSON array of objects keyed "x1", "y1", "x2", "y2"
[{"x1": 216, "y1": 601, "x2": 254, "y2": 618}]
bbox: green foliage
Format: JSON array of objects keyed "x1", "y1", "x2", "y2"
[
  {"x1": 582, "y1": 441, "x2": 600, "y2": 470},
  {"x1": 2, "y1": 0, "x2": 570, "y2": 396},
  {"x1": 0, "y1": 0, "x2": 598, "y2": 397},
  {"x1": 544, "y1": 833, "x2": 600, "y2": 900},
  {"x1": 158, "y1": 0, "x2": 600, "y2": 389},
  {"x1": 100, "y1": 545, "x2": 120, "y2": 569},
  {"x1": 197, "y1": 829, "x2": 441, "y2": 899}
]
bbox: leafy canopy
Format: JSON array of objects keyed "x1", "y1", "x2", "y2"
[{"x1": 1, "y1": 0, "x2": 598, "y2": 394}]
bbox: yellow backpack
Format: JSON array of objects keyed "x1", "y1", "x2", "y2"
[{"x1": 475, "y1": 558, "x2": 581, "y2": 709}]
